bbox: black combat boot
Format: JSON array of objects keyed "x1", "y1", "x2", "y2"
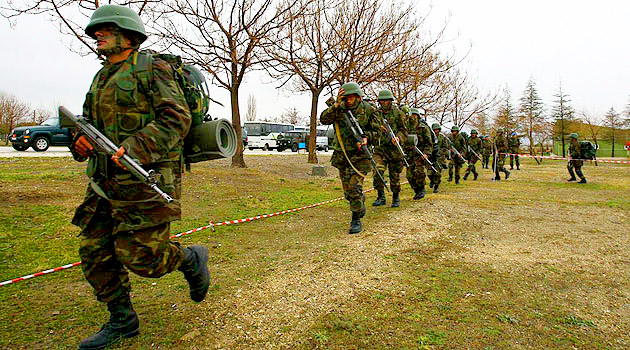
[
  {"x1": 413, "y1": 188, "x2": 426, "y2": 200},
  {"x1": 473, "y1": 172, "x2": 478, "y2": 181},
  {"x1": 567, "y1": 176, "x2": 576, "y2": 182},
  {"x1": 391, "y1": 192, "x2": 401, "y2": 207},
  {"x1": 349, "y1": 211, "x2": 362, "y2": 234},
  {"x1": 463, "y1": 173, "x2": 469, "y2": 181},
  {"x1": 178, "y1": 245, "x2": 210, "y2": 302},
  {"x1": 79, "y1": 294, "x2": 139, "y2": 350},
  {"x1": 433, "y1": 183, "x2": 439, "y2": 193},
  {"x1": 576, "y1": 169, "x2": 587, "y2": 183},
  {"x1": 504, "y1": 169, "x2": 510, "y2": 180},
  {"x1": 455, "y1": 175, "x2": 460, "y2": 184},
  {"x1": 448, "y1": 175, "x2": 453, "y2": 182},
  {"x1": 429, "y1": 181, "x2": 434, "y2": 189},
  {"x1": 372, "y1": 189, "x2": 386, "y2": 206},
  {"x1": 494, "y1": 171, "x2": 501, "y2": 181}
]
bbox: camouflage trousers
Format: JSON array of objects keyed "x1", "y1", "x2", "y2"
[
  {"x1": 448, "y1": 159, "x2": 464, "y2": 180},
  {"x1": 494, "y1": 154, "x2": 508, "y2": 174},
  {"x1": 464, "y1": 159, "x2": 479, "y2": 178},
  {"x1": 567, "y1": 160, "x2": 585, "y2": 179},
  {"x1": 79, "y1": 198, "x2": 184, "y2": 303},
  {"x1": 406, "y1": 156, "x2": 426, "y2": 192},
  {"x1": 482, "y1": 154, "x2": 491, "y2": 168},
  {"x1": 373, "y1": 152, "x2": 403, "y2": 193},
  {"x1": 510, "y1": 154, "x2": 520, "y2": 169},
  {"x1": 332, "y1": 151, "x2": 369, "y2": 213},
  {"x1": 429, "y1": 158, "x2": 445, "y2": 186}
]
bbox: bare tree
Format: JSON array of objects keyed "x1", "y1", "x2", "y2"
[
  {"x1": 470, "y1": 112, "x2": 491, "y2": 136},
  {"x1": 604, "y1": 107, "x2": 622, "y2": 157},
  {"x1": 492, "y1": 86, "x2": 516, "y2": 131},
  {"x1": 279, "y1": 107, "x2": 306, "y2": 125},
  {"x1": 581, "y1": 110, "x2": 603, "y2": 165},
  {"x1": 0, "y1": 91, "x2": 31, "y2": 144},
  {"x1": 245, "y1": 94, "x2": 257, "y2": 122}
]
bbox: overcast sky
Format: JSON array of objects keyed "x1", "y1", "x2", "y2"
[{"x1": 2, "y1": 0, "x2": 629, "y2": 123}]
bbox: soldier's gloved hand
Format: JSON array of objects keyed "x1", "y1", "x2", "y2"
[
  {"x1": 111, "y1": 146, "x2": 128, "y2": 170},
  {"x1": 357, "y1": 137, "x2": 367, "y2": 150},
  {"x1": 74, "y1": 135, "x2": 94, "y2": 158}
]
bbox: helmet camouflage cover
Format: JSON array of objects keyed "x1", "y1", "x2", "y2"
[
  {"x1": 471, "y1": 129, "x2": 478, "y2": 135},
  {"x1": 85, "y1": 5, "x2": 147, "y2": 43},
  {"x1": 432, "y1": 123, "x2": 441, "y2": 130},
  {"x1": 569, "y1": 133, "x2": 579, "y2": 139},
  {"x1": 341, "y1": 82, "x2": 363, "y2": 97},
  {"x1": 377, "y1": 89, "x2": 394, "y2": 100},
  {"x1": 451, "y1": 125, "x2": 459, "y2": 132}
]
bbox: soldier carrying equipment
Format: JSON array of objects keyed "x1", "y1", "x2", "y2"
[{"x1": 383, "y1": 117, "x2": 410, "y2": 167}]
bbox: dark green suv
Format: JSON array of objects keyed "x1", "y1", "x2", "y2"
[
  {"x1": 9, "y1": 114, "x2": 73, "y2": 152},
  {"x1": 276, "y1": 130, "x2": 308, "y2": 152}
]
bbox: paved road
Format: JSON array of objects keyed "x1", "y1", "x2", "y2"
[{"x1": 0, "y1": 146, "x2": 332, "y2": 158}]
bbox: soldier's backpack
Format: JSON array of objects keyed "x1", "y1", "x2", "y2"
[
  {"x1": 580, "y1": 141, "x2": 596, "y2": 160},
  {"x1": 134, "y1": 51, "x2": 236, "y2": 170}
]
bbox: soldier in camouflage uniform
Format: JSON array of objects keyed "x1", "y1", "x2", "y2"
[
  {"x1": 509, "y1": 132, "x2": 521, "y2": 170},
  {"x1": 447, "y1": 125, "x2": 467, "y2": 184},
  {"x1": 429, "y1": 124, "x2": 448, "y2": 193},
  {"x1": 372, "y1": 89, "x2": 408, "y2": 208},
  {"x1": 320, "y1": 82, "x2": 380, "y2": 234},
  {"x1": 492, "y1": 128, "x2": 511, "y2": 180},
  {"x1": 567, "y1": 133, "x2": 587, "y2": 183},
  {"x1": 404, "y1": 108, "x2": 433, "y2": 199},
  {"x1": 463, "y1": 129, "x2": 482, "y2": 180},
  {"x1": 70, "y1": 6, "x2": 210, "y2": 349},
  {"x1": 482, "y1": 135, "x2": 492, "y2": 169}
]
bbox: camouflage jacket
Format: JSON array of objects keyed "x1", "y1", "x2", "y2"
[
  {"x1": 435, "y1": 133, "x2": 449, "y2": 161},
  {"x1": 482, "y1": 139, "x2": 493, "y2": 155},
  {"x1": 320, "y1": 100, "x2": 380, "y2": 164},
  {"x1": 508, "y1": 136, "x2": 521, "y2": 153},
  {"x1": 494, "y1": 134, "x2": 509, "y2": 153},
  {"x1": 448, "y1": 132, "x2": 467, "y2": 161},
  {"x1": 568, "y1": 140, "x2": 582, "y2": 159},
  {"x1": 467, "y1": 136, "x2": 483, "y2": 161},
  {"x1": 405, "y1": 117, "x2": 433, "y2": 159},
  {"x1": 374, "y1": 105, "x2": 408, "y2": 159},
  {"x1": 70, "y1": 51, "x2": 192, "y2": 232}
]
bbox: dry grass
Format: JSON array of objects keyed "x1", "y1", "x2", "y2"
[{"x1": 0, "y1": 156, "x2": 628, "y2": 349}]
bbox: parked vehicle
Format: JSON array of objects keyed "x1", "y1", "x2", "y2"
[
  {"x1": 9, "y1": 114, "x2": 72, "y2": 151},
  {"x1": 243, "y1": 121, "x2": 294, "y2": 151},
  {"x1": 276, "y1": 130, "x2": 308, "y2": 152}
]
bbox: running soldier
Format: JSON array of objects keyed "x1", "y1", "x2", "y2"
[
  {"x1": 509, "y1": 132, "x2": 521, "y2": 170},
  {"x1": 71, "y1": 6, "x2": 210, "y2": 349},
  {"x1": 493, "y1": 128, "x2": 511, "y2": 180},
  {"x1": 567, "y1": 133, "x2": 587, "y2": 183},
  {"x1": 463, "y1": 129, "x2": 482, "y2": 180},
  {"x1": 320, "y1": 82, "x2": 380, "y2": 234},
  {"x1": 405, "y1": 108, "x2": 433, "y2": 199},
  {"x1": 372, "y1": 89, "x2": 408, "y2": 208},
  {"x1": 447, "y1": 125, "x2": 467, "y2": 184},
  {"x1": 429, "y1": 124, "x2": 448, "y2": 193}
]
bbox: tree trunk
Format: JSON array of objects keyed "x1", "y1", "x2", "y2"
[
  {"x1": 230, "y1": 85, "x2": 246, "y2": 168},
  {"x1": 307, "y1": 92, "x2": 320, "y2": 164}
]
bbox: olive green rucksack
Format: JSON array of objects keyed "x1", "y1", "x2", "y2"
[
  {"x1": 580, "y1": 141, "x2": 596, "y2": 160},
  {"x1": 135, "y1": 51, "x2": 236, "y2": 170}
]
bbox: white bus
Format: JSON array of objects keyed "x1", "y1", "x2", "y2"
[{"x1": 243, "y1": 121, "x2": 294, "y2": 151}]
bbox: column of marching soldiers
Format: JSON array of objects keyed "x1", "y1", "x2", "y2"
[{"x1": 321, "y1": 82, "x2": 523, "y2": 234}]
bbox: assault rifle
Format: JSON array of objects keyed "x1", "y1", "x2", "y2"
[
  {"x1": 382, "y1": 117, "x2": 410, "y2": 167},
  {"x1": 413, "y1": 145, "x2": 438, "y2": 173},
  {"x1": 345, "y1": 110, "x2": 390, "y2": 192},
  {"x1": 59, "y1": 106, "x2": 174, "y2": 203},
  {"x1": 467, "y1": 145, "x2": 482, "y2": 162},
  {"x1": 442, "y1": 133, "x2": 467, "y2": 162}
]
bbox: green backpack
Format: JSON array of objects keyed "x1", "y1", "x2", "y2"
[
  {"x1": 135, "y1": 51, "x2": 236, "y2": 170},
  {"x1": 580, "y1": 141, "x2": 596, "y2": 160}
]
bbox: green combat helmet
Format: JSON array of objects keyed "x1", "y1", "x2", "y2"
[
  {"x1": 432, "y1": 123, "x2": 441, "y2": 130},
  {"x1": 409, "y1": 107, "x2": 420, "y2": 116},
  {"x1": 471, "y1": 129, "x2": 478, "y2": 135},
  {"x1": 85, "y1": 5, "x2": 147, "y2": 43},
  {"x1": 569, "y1": 133, "x2": 579, "y2": 139},
  {"x1": 451, "y1": 125, "x2": 459, "y2": 132},
  {"x1": 377, "y1": 89, "x2": 394, "y2": 100},
  {"x1": 341, "y1": 82, "x2": 363, "y2": 97},
  {"x1": 400, "y1": 104, "x2": 411, "y2": 115}
]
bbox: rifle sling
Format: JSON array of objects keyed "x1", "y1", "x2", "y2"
[{"x1": 334, "y1": 121, "x2": 367, "y2": 178}]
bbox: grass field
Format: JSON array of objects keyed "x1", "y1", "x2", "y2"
[{"x1": 0, "y1": 155, "x2": 629, "y2": 349}]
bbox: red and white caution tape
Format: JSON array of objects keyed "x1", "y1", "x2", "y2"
[
  {"x1": 501, "y1": 153, "x2": 630, "y2": 165},
  {"x1": 1, "y1": 189, "x2": 369, "y2": 287}
]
